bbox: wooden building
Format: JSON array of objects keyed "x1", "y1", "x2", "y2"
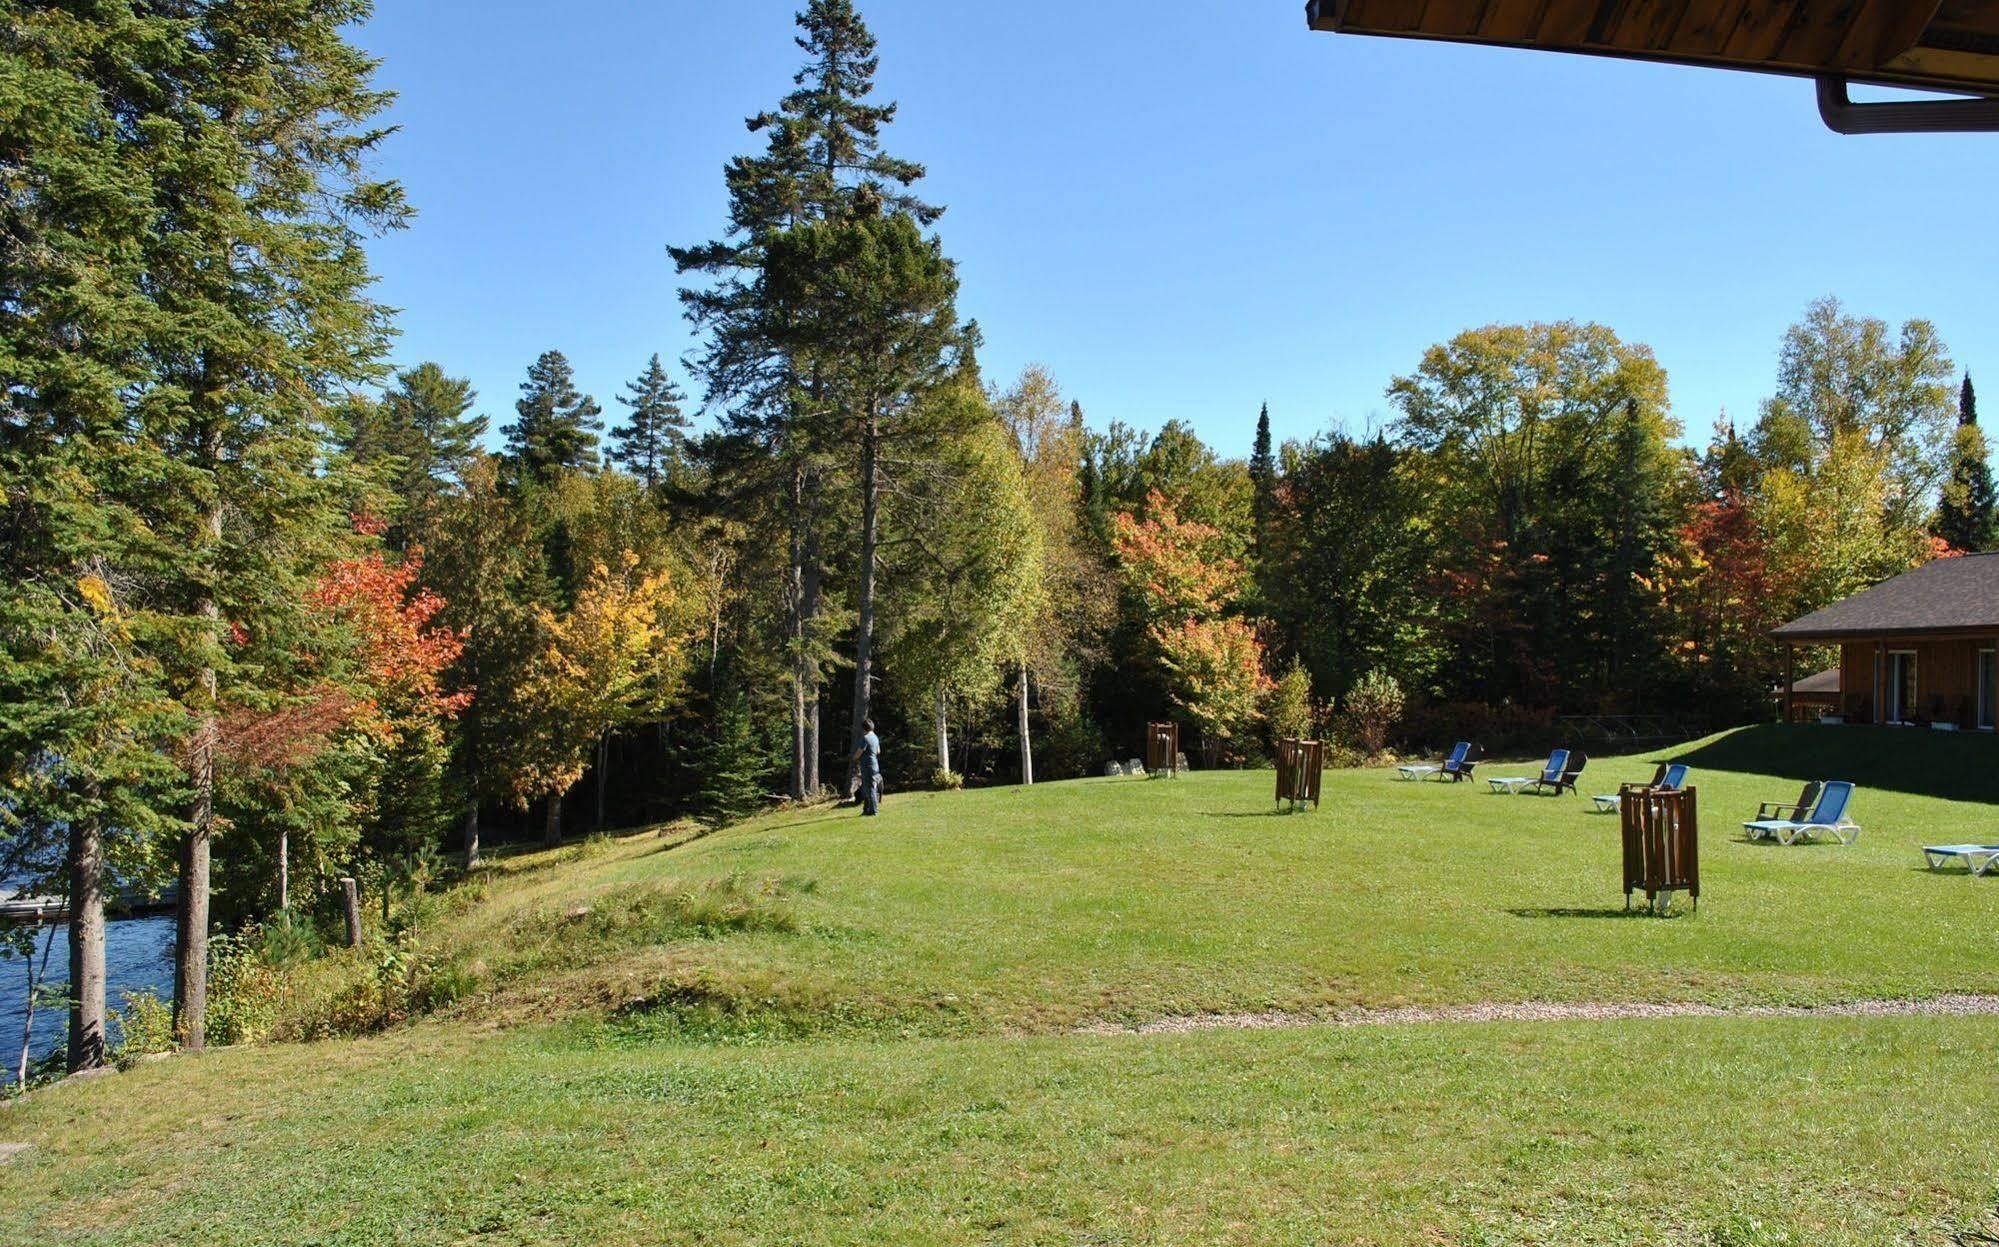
[{"x1": 1774, "y1": 553, "x2": 1999, "y2": 729}]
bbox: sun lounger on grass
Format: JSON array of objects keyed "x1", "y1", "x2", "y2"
[
  {"x1": 1593, "y1": 762, "x2": 1687, "y2": 812},
  {"x1": 1490, "y1": 749, "x2": 1571, "y2": 795},
  {"x1": 1923, "y1": 845, "x2": 1999, "y2": 876},
  {"x1": 1742, "y1": 780, "x2": 1859, "y2": 846}
]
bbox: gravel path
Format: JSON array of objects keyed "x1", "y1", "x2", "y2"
[{"x1": 1075, "y1": 994, "x2": 1999, "y2": 1037}]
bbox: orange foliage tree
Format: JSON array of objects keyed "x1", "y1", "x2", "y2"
[{"x1": 1112, "y1": 491, "x2": 1270, "y2": 761}]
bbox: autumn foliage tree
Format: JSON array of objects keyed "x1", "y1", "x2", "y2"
[
  {"x1": 511, "y1": 553, "x2": 684, "y2": 844},
  {"x1": 1113, "y1": 491, "x2": 1271, "y2": 763}
]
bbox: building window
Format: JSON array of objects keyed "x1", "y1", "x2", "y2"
[
  {"x1": 1887, "y1": 650, "x2": 1918, "y2": 723},
  {"x1": 1980, "y1": 649, "x2": 1996, "y2": 731}
]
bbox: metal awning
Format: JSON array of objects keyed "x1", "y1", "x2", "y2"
[{"x1": 1307, "y1": 1, "x2": 1999, "y2": 133}]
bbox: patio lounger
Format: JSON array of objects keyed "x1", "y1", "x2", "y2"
[
  {"x1": 1593, "y1": 762, "x2": 1688, "y2": 811},
  {"x1": 1526, "y1": 748, "x2": 1586, "y2": 795},
  {"x1": 1742, "y1": 780, "x2": 1860, "y2": 845},
  {"x1": 1923, "y1": 845, "x2": 1999, "y2": 876},
  {"x1": 1403, "y1": 742, "x2": 1481, "y2": 783},
  {"x1": 1754, "y1": 781, "x2": 1822, "y2": 825},
  {"x1": 1490, "y1": 748, "x2": 1568, "y2": 795}
]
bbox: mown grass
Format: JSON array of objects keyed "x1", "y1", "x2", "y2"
[
  {"x1": 6, "y1": 1014, "x2": 1999, "y2": 1245},
  {"x1": 6, "y1": 724, "x2": 1999, "y2": 1243},
  {"x1": 387, "y1": 725, "x2": 1999, "y2": 1039}
]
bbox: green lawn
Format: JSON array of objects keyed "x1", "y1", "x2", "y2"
[{"x1": 6, "y1": 725, "x2": 1999, "y2": 1244}]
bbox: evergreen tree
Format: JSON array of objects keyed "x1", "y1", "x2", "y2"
[
  {"x1": 110, "y1": 0, "x2": 412, "y2": 1051},
  {"x1": 345, "y1": 362, "x2": 485, "y2": 547},
  {"x1": 691, "y1": 688, "x2": 771, "y2": 828},
  {"x1": 1249, "y1": 403, "x2": 1276, "y2": 554},
  {"x1": 610, "y1": 354, "x2": 690, "y2": 494},
  {"x1": 504, "y1": 351, "x2": 603, "y2": 482},
  {"x1": 1938, "y1": 374, "x2": 1996, "y2": 553},
  {"x1": 674, "y1": 0, "x2": 941, "y2": 800}
]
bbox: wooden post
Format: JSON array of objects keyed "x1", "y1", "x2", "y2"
[
  {"x1": 340, "y1": 877, "x2": 362, "y2": 949},
  {"x1": 1783, "y1": 643, "x2": 1795, "y2": 723}
]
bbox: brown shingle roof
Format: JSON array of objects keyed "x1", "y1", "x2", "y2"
[
  {"x1": 1791, "y1": 668, "x2": 1841, "y2": 696},
  {"x1": 1773, "y1": 553, "x2": 1999, "y2": 641}
]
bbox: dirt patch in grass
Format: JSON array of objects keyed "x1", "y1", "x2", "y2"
[{"x1": 1075, "y1": 992, "x2": 1999, "y2": 1036}]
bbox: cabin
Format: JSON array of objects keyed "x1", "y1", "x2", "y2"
[
  {"x1": 1774, "y1": 553, "x2": 1999, "y2": 730},
  {"x1": 1307, "y1": 2, "x2": 1999, "y2": 134}
]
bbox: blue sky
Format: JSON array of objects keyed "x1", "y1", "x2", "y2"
[{"x1": 354, "y1": 2, "x2": 1997, "y2": 458}]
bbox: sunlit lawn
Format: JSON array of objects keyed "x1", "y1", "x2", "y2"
[{"x1": 6, "y1": 724, "x2": 1999, "y2": 1245}]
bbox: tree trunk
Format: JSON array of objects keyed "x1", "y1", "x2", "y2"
[
  {"x1": 935, "y1": 685, "x2": 951, "y2": 777},
  {"x1": 544, "y1": 789, "x2": 563, "y2": 847},
  {"x1": 277, "y1": 827, "x2": 290, "y2": 918},
  {"x1": 801, "y1": 477, "x2": 823, "y2": 799},
  {"x1": 66, "y1": 812, "x2": 106, "y2": 1073},
  {"x1": 847, "y1": 415, "x2": 881, "y2": 799},
  {"x1": 174, "y1": 447, "x2": 222, "y2": 1053},
  {"x1": 1017, "y1": 661, "x2": 1034, "y2": 786},
  {"x1": 594, "y1": 732, "x2": 608, "y2": 833},
  {"x1": 340, "y1": 877, "x2": 362, "y2": 948},
  {"x1": 463, "y1": 801, "x2": 480, "y2": 869}
]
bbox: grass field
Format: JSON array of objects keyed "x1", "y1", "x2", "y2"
[{"x1": 5, "y1": 725, "x2": 1999, "y2": 1244}]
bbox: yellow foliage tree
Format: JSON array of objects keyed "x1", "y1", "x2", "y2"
[{"x1": 512, "y1": 553, "x2": 684, "y2": 843}]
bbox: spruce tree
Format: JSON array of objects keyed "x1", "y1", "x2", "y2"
[
  {"x1": 504, "y1": 350, "x2": 603, "y2": 482},
  {"x1": 610, "y1": 354, "x2": 690, "y2": 494},
  {"x1": 105, "y1": 0, "x2": 412, "y2": 1051},
  {"x1": 1938, "y1": 375, "x2": 1996, "y2": 553},
  {"x1": 345, "y1": 362, "x2": 485, "y2": 547},
  {"x1": 674, "y1": 0, "x2": 941, "y2": 800},
  {"x1": 1249, "y1": 403, "x2": 1276, "y2": 556}
]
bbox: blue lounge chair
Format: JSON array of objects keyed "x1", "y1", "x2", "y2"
[
  {"x1": 1593, "y1": 762, "x2": 1688, "y2": 811},
  {"x1": 1490, "y1": 748, "x2": 1571, "y2": 795},
  {"x1": 1743, "y1": 780, "x2": 1860, "y2": 846},
  {"x1": 1438, "y1": 741, "x2": 1481, "y2": 782}
]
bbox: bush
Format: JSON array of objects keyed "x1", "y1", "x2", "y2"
[
  {"x1": 930, "y1": 767, "x2": 963, "y2": 791},
  {"x1": 1337, "y1": 670, "x2": 1406, "y2": 760},
  {"x1": 205, "y1": 929, "x2": 290, "y2": 1047},
  {"x1": 112, "y1": 990, "x2": 176, "y2": 1066},
  {"x1": 1268, "y1": 659, "x2": 1319, "y2": 745}
]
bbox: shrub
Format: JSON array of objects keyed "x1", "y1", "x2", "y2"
[
  {"x1": 930, "y1": 767, "x2": 963, "y2": 791},
  {"x1": 112, "y1": 990, "x2": 176, "y2": 1066},
  {"x1": 1338, "y1": 669, "x2": 1406, "y2": 761},
  {"x1": 205, "y1": 929, "x2": 289, "y2": 1047},
  {"x1": 1268, "y1": 659, "x2": 1319, "y2": 745}
]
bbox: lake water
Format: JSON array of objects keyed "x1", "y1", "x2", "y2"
[{"x1": 0, "y1": 916, "x2": 177, "y2": 1066}]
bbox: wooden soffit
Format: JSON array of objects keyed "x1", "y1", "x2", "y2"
[{"x1": 1307, "y1": 2, "x2": 1999, "y2": 99}]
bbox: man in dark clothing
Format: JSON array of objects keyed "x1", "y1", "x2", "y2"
[{"x1": 851, "y1": 718, "x2": 882, "y2": 816}]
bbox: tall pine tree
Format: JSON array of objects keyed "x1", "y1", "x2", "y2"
[
  {"x1": 344, "y1": 362, "x2": 485, "y2": 547},
  {"x1": 610, "y1": 354, "x2": 690, "y2": 494},
  {"x1": 1249, "y1": 403, "x2": 1276, "y2": 558},
  {"x1": 674, "y1": 0, "x2": 941, "y2": 800},
  {"x1": 1938, "y1": 374, "x2": 1996, "y2": 553},
  {"x1": 504, "y1": 351, "x2": 603, "y2": 482}
]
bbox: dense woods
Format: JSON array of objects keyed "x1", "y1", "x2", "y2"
[{"x1": 0, "y1": 0, "x2": 1986, "y2": 1078}]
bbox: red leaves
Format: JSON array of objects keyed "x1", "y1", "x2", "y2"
[{"x1": 308, "y1": 541, "x2": 471, "y2": 726}]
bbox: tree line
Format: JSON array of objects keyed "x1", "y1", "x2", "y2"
[{"x1": 1, "y1": 0, "x2": 1986, "y2": 1079}]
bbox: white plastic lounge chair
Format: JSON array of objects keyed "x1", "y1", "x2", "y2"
[
  {"x1": 1742, "y1": 780, "x2": 1860, "y2": 846},
  {"x1": 1923, "y1": 845, "x2": 1999, "y2": 876},
  {"x1": 1594, "y1": 763, "x2": 1688, "y2": 812},
  {"x1": 1490, "y1": 749, "x2": 1567, "y2": 795}
]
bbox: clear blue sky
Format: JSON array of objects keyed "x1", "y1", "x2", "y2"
[{"x1": 354, "y1": 2, "x2": 1997, "y2": 458}]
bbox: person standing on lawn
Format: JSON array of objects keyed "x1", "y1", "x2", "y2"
[{"x1": 851, "y1": 719, "x2": 883, "y2": 816}]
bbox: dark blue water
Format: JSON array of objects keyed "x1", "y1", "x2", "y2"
[{"x1": 0, "y1": 916, "x2": 176, "y2": 1065}]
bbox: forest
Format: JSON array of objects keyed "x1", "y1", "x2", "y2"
[{"x1": 1, "y1": 0, "x2": 1990, "y2": 1079}]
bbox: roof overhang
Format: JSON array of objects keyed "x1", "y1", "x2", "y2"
[
  {"x1": 1307, "y1": 1, "x2": 1999, "y2": 133},
  {"x1": 1773, "y1": 626, "x2": 1999, "y2": 643}
]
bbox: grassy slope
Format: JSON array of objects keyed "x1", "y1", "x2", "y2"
[
  {"x1": 425, "y1": 726, "x2": 1999, "y2": 1038},
  {"x1": 7, "y1": 725, "x2": 1999, "y2": 1244}
]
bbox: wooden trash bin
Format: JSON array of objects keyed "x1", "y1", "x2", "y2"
[
  {"x1": 1619, "y1": 784, "x2": 1699, "y2": 914},
  {"x1": 1146, "y1": 722, "x2": 1180, "y2": 777},
  {"x1": 1275, "y1": 738, "x2": 1324, "y2": 811}
]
